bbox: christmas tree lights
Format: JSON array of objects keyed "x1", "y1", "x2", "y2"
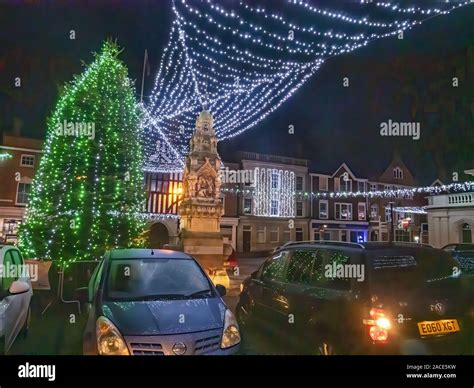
[
  {"x1": 144, "y1": 0, "x2": 473, "y2": 172},
  {"x1": 19, "y1": 41, "x2": 145, "y2": 265}
]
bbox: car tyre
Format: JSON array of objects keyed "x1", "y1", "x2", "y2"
[{"x1": 318, "y1": 341, "x2": 335, "y2": 356}]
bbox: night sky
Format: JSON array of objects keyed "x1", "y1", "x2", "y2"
[{"x1": 1, "y1": 0, "x2": 473, "y2": 184}]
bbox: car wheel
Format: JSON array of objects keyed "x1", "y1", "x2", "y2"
[
  {"x1": 20, "y1": 306, "x2": 31, "y2": 339},
  {"x1": 318, "y1": 342, "x2": 335, "y2": 356}
]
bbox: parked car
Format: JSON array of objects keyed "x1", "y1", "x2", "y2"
[
  {"x1": 237, "y1": 241, "x2": 473, "y2": 355},
  {"x1": 442, "y1": 243, "x2": 474, "y2": 276},
  {"x1": 79, "y1": 248, "x2": 240, "y2": 355},
  {"x1": 0, "y1": 245, "x2": 33, "y2": 354}
]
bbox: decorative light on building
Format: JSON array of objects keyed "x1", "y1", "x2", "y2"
[
  {"x1": 0, "y1": 152, "x2": 12, "y2": 161},
  {"x1": 254, "y1": 167, "x2": 295, "y2": 217},
  {"x1": 389, "y1": 206, "x2": 427, "y2": 215},
  {"x1": 219, "y1": 181, "x2": 474, "y2": 199}
]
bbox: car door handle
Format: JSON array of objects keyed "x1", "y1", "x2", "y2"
[{"x1": 273, "y1": 291, "x2": 289, "y2": 308}]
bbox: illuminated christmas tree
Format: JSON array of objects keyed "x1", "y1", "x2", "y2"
[{"x1": 19, "y1": 41, "x2": 145, "y2": 265}]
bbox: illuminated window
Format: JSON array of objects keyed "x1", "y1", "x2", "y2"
[{"x1": 335, "y1": 203, "x2": 352, "y2": 220}]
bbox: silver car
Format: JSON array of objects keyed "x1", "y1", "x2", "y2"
[
  {"x1": 78, "y1": 249, "x2": 240, "y2": 355},
  {"x1": 0, "y1": 245, "x2": 33, "y2": 354}
]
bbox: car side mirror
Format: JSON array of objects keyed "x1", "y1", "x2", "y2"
[
  {"x1": 9, "y1": 280, "x2": 30, "y2": 295},
  {"x1": 74, "y1": 287, "x2": 90, "y2": 304},
  {"x1": 215, "y1": 284, "x2": 226, "y2": 297},
  {"x1": 251, "y1": 270, "x2": 258, "y2": 279}
]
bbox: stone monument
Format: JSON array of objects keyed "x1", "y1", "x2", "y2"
[{"x1": 178, "y1": 109, "x2": 224, "y2": 270}]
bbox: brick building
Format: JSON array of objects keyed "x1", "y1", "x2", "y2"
[{"x1": 0, "y1": 135, "x2": 42, "y2": 243}]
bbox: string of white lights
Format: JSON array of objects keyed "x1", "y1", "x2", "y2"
[
  {"x1": 221, "y1": 181, "x2": 474, "y2": 199},
  {"x1": 144, "y1": 0, "x2": 473, "y2": 172}
]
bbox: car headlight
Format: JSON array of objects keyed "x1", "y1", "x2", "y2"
[
  {"x1": 96, "y1": 316, "x2": 130, "y2": 355},
  {"x1": 220, "y1": 309, "x2": 241, "y2": 349}
]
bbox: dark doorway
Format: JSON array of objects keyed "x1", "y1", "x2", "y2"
[
  {"x1": 461, "y1": 223, "x2": 472, "y2": 243},
  {"x1": 243, "y1": 230, "x2": 251, "y2": 252},
  {"x1": 149, "y1": 222, "x2": 170, "y2": 248}
]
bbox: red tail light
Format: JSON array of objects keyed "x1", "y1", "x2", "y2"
[{"x1": 363, "y1": 308, "x2": 391, "y2": 342}]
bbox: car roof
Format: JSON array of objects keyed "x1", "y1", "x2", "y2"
[
  {"x1": 108, "y1": 249, "x2": 194, "y2": 260},
  {"x1": 277, "y1": 240, "x2": 435, "y2": 252},
  {"x1": 361, "y1": 242, "x2": 434, "y2": 250}
]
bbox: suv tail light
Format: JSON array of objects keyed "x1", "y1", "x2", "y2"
[{"x1": 363, "y1": 308, "x2": 391, "y2": 342}]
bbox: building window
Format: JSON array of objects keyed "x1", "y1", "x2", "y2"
[
  {"x1": 357, "y1": 181, "x2": 365, "y2": 192},
  {"x1": 370, "y1": 183, "x2": 377, "y2": 192},
  {"x1": 334, "y1": 177, "x2": 340, "y2": 192},
  {"x1": 1, "y1": 219, "x2": 21, "y2": 238},
  {"x1": 335, "y1": 203, "x2": 352, "y2": 220},
  {"x1": 243, "y1": 198, "x2": 252, "y2": 214},
  {"x1": 393, "y1": 167, "x2": 403, "y2": 180},
  {"x1": 270, "y1": 200, "x2": 279, "y2": 216},
  {"x1": 296, "y1": 176, "x2": 303, "y2": 191},
  {"x1": 370, "y1": 204, "x2": 378, "y2": 220},
  {"x1": 220, "y1": 194, "x2": 225, "y2": 211},
  {"x1": 461, "y1": 223, "x2": 472, "y2": 243},
  {"x1": 385, "y1": 207, "x2": 392, "y2": 223},
  {"x1": 319, "y1": 176, "x2": 328, "y2": 191},
  {"x1": 295, "y1": 227, "x2": 304, "y2": 241},
  {"x1": 269, "y1": 227, "x2": 279, "y2": 243},
  {"x1": 283, "y1": 229, "x2": 291, "y2": 242},
  {"x1": 271, "y1": 170, "x2": 279, "y2": 189},
  {"x1": 257, "y1": 227, "x2": 266, "y2": 243},
  {"x1": 20, "y1": 154, "x2": 35, "y2": 167},
  {"x1": 147, "y1": 172, "x2": 183, "y2": 214},
  {"x1": 16, "y1": 183, "x2": 31, "y2": 205},
  {"x1": 296, "y1": 201, "x2": 303, "y2": 217},
  {"x1": 395, "y1": 229, "x2": 410, "y2": 242},
  {"x1": 319, "y1": 200, "x2": 328, "y2": 219},
  {"x1": 358, "y1": 203, "x2": 366, "y2": 220},
  {"x1": 341, "y1": 177, "x2": 352, "y2": 192}
]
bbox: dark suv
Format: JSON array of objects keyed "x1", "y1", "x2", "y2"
[
  {"x1": 442, "y1": 244, "x2": 474, "y2": 276},
  {"x1": 236, "y1": 241, "x2": 473, "y2": 355}
]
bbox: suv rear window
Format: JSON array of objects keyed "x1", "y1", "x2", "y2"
[{"x1": 369, "y1": 249, "x2": 457, "y2": 290}]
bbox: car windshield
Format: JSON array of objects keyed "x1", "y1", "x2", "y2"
[
  {"x1": 105, "y1": 258, "x2": 213, "y2": 301},
  {"x1": 368, "y1": 249, "x2": 458, "y2": 291}
]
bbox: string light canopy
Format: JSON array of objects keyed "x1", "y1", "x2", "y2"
[{"x1": 143, "y1": 0, "x2": 473, "y2": 171}]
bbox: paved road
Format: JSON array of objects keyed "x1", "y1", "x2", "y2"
[{"x1": 225, "y1": 257, "x2": 265, "y2": 312}]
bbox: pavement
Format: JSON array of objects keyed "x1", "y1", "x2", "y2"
[{"x1": 9, "y1": 256, "x2": 266, "y2": 355}]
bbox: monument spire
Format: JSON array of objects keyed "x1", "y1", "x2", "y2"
[{"x1": 178, "y1": 109, "x2": 224, "y2": 271}]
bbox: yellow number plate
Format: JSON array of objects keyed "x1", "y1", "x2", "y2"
[{"x1": 417, "y1": 319, "x2": 460, "y2": 336}]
